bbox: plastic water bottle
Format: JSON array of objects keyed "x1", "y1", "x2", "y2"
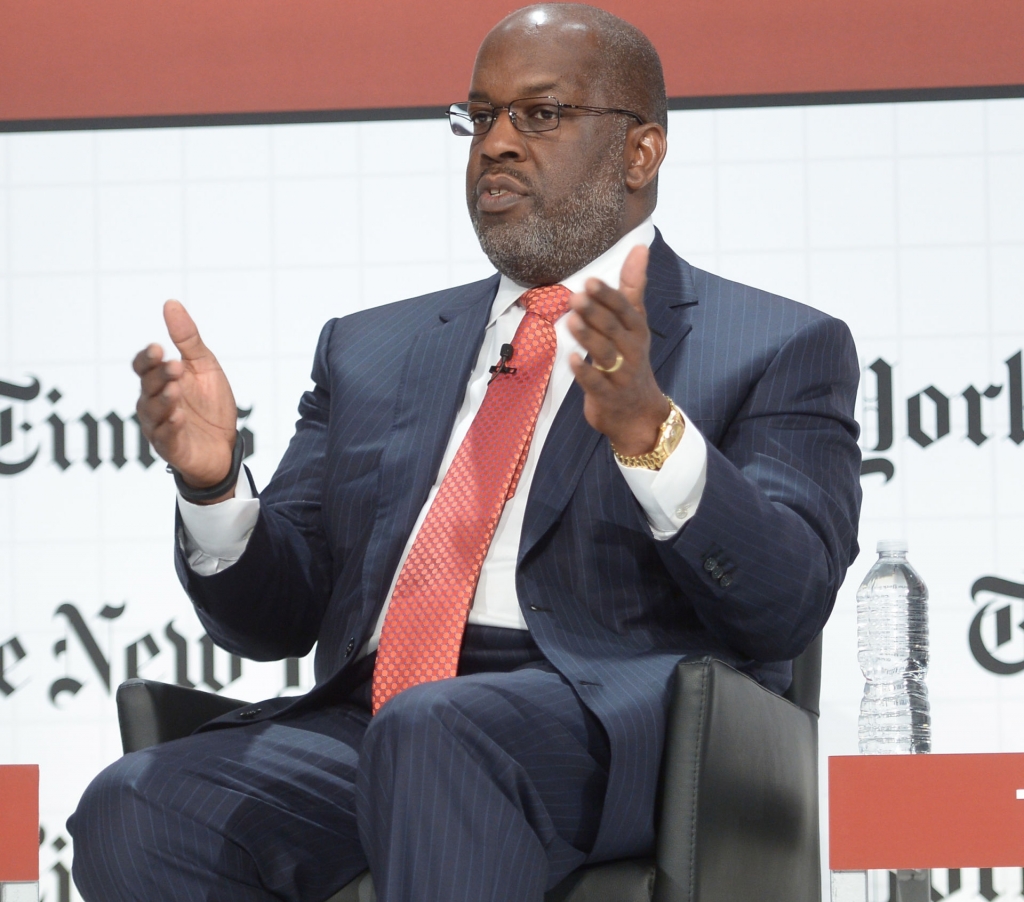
[{"x1": 856, "y1": 540, "x2": 931, "y2": 755}]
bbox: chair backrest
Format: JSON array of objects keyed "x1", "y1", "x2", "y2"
[{"x1": 782, "y1": 631, "x2": 822, "y2": 717}]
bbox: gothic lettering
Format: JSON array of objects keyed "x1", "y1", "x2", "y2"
[
  {"x1": 81, "y1": 413, "x2": 102, "y2": 469},
  {"x1": 130, "y1": 412, "x2": 156, "y2": 468},
  {"x1": 0, "y1": 635, "x2": 27, "y2": 696},
  {"x1": 860, "y1": 458, "x2": 895, "y2": 482},
  {"x1": 165, "y1": 620, "x2": 196, "y2": 688},
  {"x1": 867, "y1": 358, "x2": 894, "y2": 452},
  {"x1": 50, "y1": 602, "x2": 126, "y2": 701},
  {"x1": 47, "y1": 412, "x2": 71, "y2": 471},
  {"x1": 963, "y1": 384, "x2": 1003, "y2": 446},
  {"x1": 126, "y1": 633, "x2": 160, "y2": 679},
  {"x1": 0, "y1": 375, "x2": 254, "y2": 475},
  {"x1": 969, "y1": 577, "x2": 1024, "y2": 675},
  {"x1": 0, "y1": 377, "x2": 42, "y2": 402},
  {"x1": 1010, "y1": 351, "x2": 1024, "y2": 445},
  {"x1": 980, "y1": 868, "x2": 997, "y2": 901},
  {"x1": 908, "y1": 386, "x2": 951, "y2": 447},
  {"x1": 200, "y1": 633, "x2": 242, "y2": 692},
  {"x1": 0, "y1": 377, "x2": 41, "y2": 474}
]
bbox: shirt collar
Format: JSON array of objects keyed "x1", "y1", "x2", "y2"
[{"x1": 487, "y1": 217, "x2": 656, "y2": 326}]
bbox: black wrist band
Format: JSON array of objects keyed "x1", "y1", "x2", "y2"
[{"x1": 172, "y1": 434, "x2": 244, "y2": 504}]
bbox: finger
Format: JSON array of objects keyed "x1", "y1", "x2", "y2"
[
  {"x1": 567, "y1": 297, "x2": 642, "y2": 371},
  {"x1": 568, "y1": 299, "x2": 621, "y2": 349},
  {"x1": 132, "y1": 343, "x2": 165, "y2": 377},
  {"x1": 570, "y1": 288, "x2": 637, "y2": 349},
  {"x1": 569, "y1": 350, "x2": 620, "y2": 392},
  {"x1": 163, "y1": 300, "x2": 212, "y2": 363},
  {"x1": 138, "y1": 360, "x2": 184, "y2": 399},
  {"x1": 618, "y1": 245, "x2": 650, "y2": 315},
  {"x1": 580, "y1": 278, "x2": 645, "y2": 334},
  {"x1": 566, "y1": 310, "x2": 621, "y2": 366},
  {"x1": 136, "y1": 378, "x2": 182, "y2": 428}
]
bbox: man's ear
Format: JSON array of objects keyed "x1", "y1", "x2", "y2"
[{"x1": 625, "y1": 123, "x2": 667, "y2": 192}]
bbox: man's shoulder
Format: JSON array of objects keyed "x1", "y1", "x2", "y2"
[
  {"x1": 333, "y1": 274, "x2": 500, "y2": 333},
  {"x1": 308, "y1": 273, "x2": 500, "y2": 363},
  {"x1": 695, "y1": 265, "x2": 832, "y2": 325},
  {"x1": 652, "y1": 233, "x2": 847, "y2": 339}
]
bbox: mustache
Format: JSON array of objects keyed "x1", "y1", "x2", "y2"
[{"x1": 476, "y1": 166, "x2": 537, "y2": 194}]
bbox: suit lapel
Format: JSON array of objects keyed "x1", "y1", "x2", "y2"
[
  {"x1": 362, "y1": 277, "x2": 499, "y2": 612},
  {"x1": 645, "y1": 230, "x2": 698, "y2": 372},
  {"x1": 519, "y1": 232, "x2": 699, "y2": 559}
]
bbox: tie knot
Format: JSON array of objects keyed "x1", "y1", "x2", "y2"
[{"x1": 520, "y1": 284, "x2": 571, "y2": 324}]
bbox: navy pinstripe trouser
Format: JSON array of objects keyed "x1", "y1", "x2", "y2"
[{"x1": 68, "y1": 626, "x2": 611, "y2": 902}]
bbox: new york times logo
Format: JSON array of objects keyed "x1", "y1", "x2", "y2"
[
  {"x1": 969, "y1": 577, "x2": 1024, "y2": 675},
  {"x1": 0, "y1": 376, "x2": 254, "y2": 475},
  {"x1": 861, "y1": 352, "x2": 1024, "y2": 483}
]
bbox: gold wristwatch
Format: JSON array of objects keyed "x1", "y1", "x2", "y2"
[{"x1": 612, "y1": 397, "x2": 685, "y2": 471}]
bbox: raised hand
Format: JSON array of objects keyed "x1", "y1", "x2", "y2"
[
  {"x1": 132, "y1": 301, "x2": 239, "y2": 501},
  {"x1": 567, "y1": 244, "x2": 670, "y2": 456}
]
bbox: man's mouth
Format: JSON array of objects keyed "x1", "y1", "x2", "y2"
[
  {"x1": 477, "y1": 189, "x2": 525, "y2": 214},
  {"x1": 476, "y1": 175, "x2": 530, "y2": 215}
]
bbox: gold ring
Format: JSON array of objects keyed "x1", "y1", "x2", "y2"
[{"x1": 593, "y1": 352, "x2": 624, "y2": 374}]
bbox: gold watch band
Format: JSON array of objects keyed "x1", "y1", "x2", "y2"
[{"x1": 612, "y1": 398, "x2": 685, "y2": 471}]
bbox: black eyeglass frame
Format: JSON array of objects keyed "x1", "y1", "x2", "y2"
[{"x1": 447, "y1": 95, "x2": 645, "y2": 137}]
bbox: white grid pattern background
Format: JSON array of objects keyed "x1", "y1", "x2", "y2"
[{"x1": 1, "y1": 97, "x2": 1024, "y2": 899}]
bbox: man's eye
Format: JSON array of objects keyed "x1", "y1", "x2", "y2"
[
  {"x1": 528, "y1": 105, "x2": 559, "y2": 121},
  {"x1": 469, "y1": 110, "x2": 493, "y2": 125}
]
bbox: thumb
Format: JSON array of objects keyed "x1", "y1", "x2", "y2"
[
  {"x1": 618, "y1": 245, "x2": 649, "y2": 315},
  {"x1": 163, "y1": 300, "x2": 210, "y2": 362}
]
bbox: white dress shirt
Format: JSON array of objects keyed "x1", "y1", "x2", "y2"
[{"x1": 179, "y1": 218, "x2": 708, "y2": 650}]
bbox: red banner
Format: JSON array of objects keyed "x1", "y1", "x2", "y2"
[
  {"x1": 2, "y1": 0, "x2": 1023, "y2": 125},
  {"x1": 831, "y1": 754, "x2": 1024, "y2": 869},
  {"x1": 0, "y1": 765, "x2": 39, "y2": 882}
]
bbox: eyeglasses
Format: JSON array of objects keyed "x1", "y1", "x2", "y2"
[{"x1": 447, "y1": 96, "x2": 644, "y2": 137}]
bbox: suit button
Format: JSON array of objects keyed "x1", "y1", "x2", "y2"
[
  {"x1": 720, "y1": 574, "x2": 733, "y2": 588},
  {"x1": 345, "y1": 638, "x2": 355, "y2": 656},
  {"x1": 712, "y1": 566, "x2": 724, "y2": 579},
  {"x1": 529, "y1": 604, "x2": 549, "y2": 612},
  {"x1": 237, "y1": 707, "x2": 262, "y2": 719},
  {"x1": 703, "y1": 557, "x2": 718, "y2": 572}
]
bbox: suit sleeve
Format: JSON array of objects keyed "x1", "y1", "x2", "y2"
[
  {"x1": 174, "y1": 319, "x2": 339, "y2": 661},
  {"x1": 657, "y1": 313, "x2": 862, "y2": 662}
]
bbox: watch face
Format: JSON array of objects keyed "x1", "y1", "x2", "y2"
[{"x1": 663, "y1": 414, "x2": 684, "y2": 453}]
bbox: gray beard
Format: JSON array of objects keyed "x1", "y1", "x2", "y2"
[{"x1": 468, "y1": 137, "x2": 628, "y2": 286}]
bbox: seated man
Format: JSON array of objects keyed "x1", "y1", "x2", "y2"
[{"x1": 69, "y1": 4, "x2": 862, "y2": 901}]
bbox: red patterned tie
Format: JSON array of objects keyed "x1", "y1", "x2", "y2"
[{"x1": 372, "y1": 284, "x2": 571, "y2": 713}]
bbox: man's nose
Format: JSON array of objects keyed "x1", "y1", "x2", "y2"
[{"x1": 477, "y1": 108, "x2": 526, "y2": 160}]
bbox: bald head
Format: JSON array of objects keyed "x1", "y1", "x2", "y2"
[{"x1": 483, "y1": 4, "x2": 668, "y2": 131}]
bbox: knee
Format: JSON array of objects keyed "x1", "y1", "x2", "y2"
[
  {"x1": 72, "y1": 755, "x2": 133, "y2": 838},
  {"x1": 366, "y1": 679, "x2": 485, "y2": 751},
  {"x1": 69, "y1": 755, "x2": 154, "y2": 898},
  {"x1": 362, "y1": 681, "x2": 499, "y2": 786}
]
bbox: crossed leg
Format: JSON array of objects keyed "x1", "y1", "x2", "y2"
[{"x1": 69, "y1": 665, "x2": 608, "y2": 902}]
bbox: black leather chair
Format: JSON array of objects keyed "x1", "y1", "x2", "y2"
[{"x1": 117, "y1": 634, "x2": 823, "y2": 902}]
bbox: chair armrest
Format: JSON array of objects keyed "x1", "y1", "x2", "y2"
[
  {"x1": 653, "y1": 658, "x2": 820, "y2": 902},
  {"x1": 116, "y1": 678, "x2": 248, "y2": 753}
]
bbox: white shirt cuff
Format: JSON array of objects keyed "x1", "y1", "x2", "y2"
[
  {"x1": 177, "y1": 468, "x2": 261, "y2": 575},
  {"x1": 616, "y1": 411, "x2": 708, "y2": 540}
]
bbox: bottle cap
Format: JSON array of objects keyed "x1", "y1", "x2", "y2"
[{"x1": 877, "y1": 539, "x2": 908, "y2": 553}]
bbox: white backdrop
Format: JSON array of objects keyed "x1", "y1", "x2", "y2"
[{"x1": 2, "y1": 97, "x2": 1024, "y2": 901}]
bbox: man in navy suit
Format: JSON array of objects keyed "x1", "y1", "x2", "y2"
[{"x1": 70, "y1": 4, "x2": 861, "y2": 901}]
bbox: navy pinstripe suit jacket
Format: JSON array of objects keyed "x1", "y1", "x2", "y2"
[{"x1": 176, "y1": 231, "x2": 862, "y2": 861}]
